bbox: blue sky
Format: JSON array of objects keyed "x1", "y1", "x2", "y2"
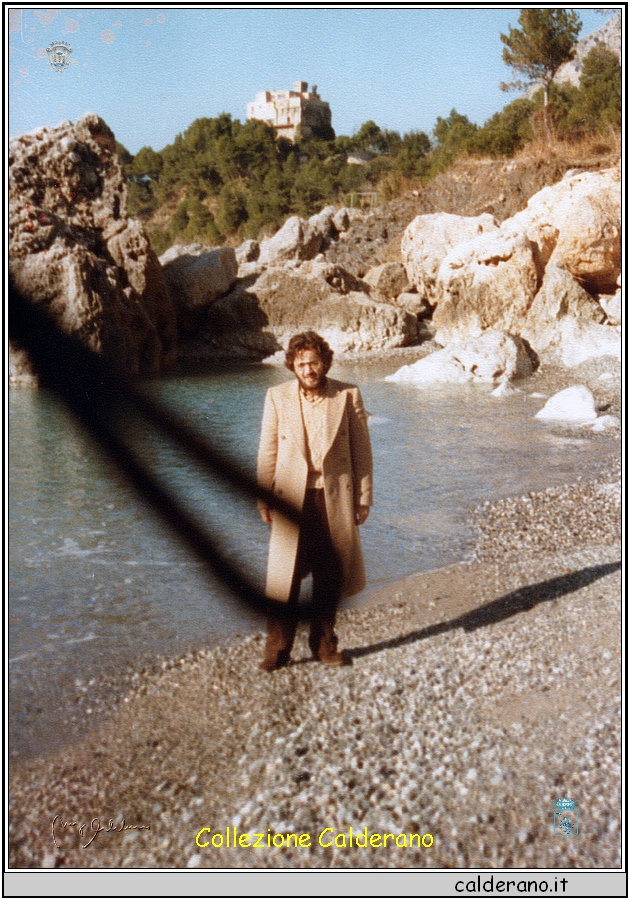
[{"x1": 8, "y1": 6, "x2": 618, "y2": 156}]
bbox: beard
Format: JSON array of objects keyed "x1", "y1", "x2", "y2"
[{"x1": 296, "y1": 370, "x2": 326, "y2": 393}]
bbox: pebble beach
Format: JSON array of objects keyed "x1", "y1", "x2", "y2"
[{"x1": 9, "y1": 423, "x2": 621, "y2": 869}]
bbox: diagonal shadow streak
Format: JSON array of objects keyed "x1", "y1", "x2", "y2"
[{"x1": 347, "y1": 560, "x2": 621, "y2": 661}]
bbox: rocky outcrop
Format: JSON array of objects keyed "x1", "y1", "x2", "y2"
[
  {"x1": 385, "y1": 330, "x2": 535, "y2": 388},
  {"x1": 401, "y1": 213, "x2": 498, "y2": 304},
  {"x1": 552, "y1": 12, "x2": 621, "y2": 89},
  {"x1": 9, "y1": 114, "x2": 177, "y2": 384},
  {"x1": 363, "y1": 262, "x2": 411, "y2": 301},
  {"x1": 520, "y1": 263, "x2": 605, "y2": 355},
  {"x1": 508, "y1": 168, "x2": 621, "y2": 293},
  {"x1": 256, "y1": 206, "x2": 354, "y2": 269},
  {"x1": 243, "y1": 267, "x2": 417, "y2": 353},
  {"x1": 186, "y1": 264, "x2": 417, "y2": 359},
  {"x1": 399, "y1": 166, "x2": 620, "y2": 369},
  {"x1": 433, "y1": 229, "x2": 539, "y2": 345},
  {"x1": 159, "y1": 244, "x2": 238, "y2": 334},
  {"x1": 258, "y1": 215, "x2": 321, "y2": 266}
]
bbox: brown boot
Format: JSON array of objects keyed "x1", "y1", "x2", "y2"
[
  {"x1": 309, "y1": 620, "x2": 350, "y2": 666},
  {"x1": 260, "y1": 610, "x2": 297, "y2": 671}
]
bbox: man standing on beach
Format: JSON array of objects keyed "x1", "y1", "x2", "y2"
[{"x1": 257, "y1": 331, "x2": 373, "y2": 670}]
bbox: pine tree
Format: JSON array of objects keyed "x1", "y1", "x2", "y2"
[{"x1": 500, "y1": 9, "x2": 582, "y2": 136}]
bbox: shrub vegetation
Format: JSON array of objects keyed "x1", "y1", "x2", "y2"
[{"x1": 118, "y1": 41, "x2": 620, "y2": 253}]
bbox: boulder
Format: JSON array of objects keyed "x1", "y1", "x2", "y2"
[
  {"x1": 258, "y1": 215, "x2": 322, "y2": 266},
  {"x1": 296, "y1": 260, "x2": 369, "y2": 294},
  {"x1": 557, "y1": 319, "x2": 621, "y2": 367},
  {"x1": 599, "y1": 289, "x2": 621, "y2": 326},
  {"x1": 364, "y1": 262, "x2": 411, "y2": 301},
  {"x1": 401, "y1": 212, "x2": 498, "y2": 302},
  {"x1": 9, "y1": 114, "x2": 177, "y2": 383},
  {"x1": 159, "y1": 245, "x2": 238, "y2": 334},
  {"x1": 433, "y1": 229, "x2": 539, "y2": 345},
  {"x1": 307, "y1": 205, "x2": 337, "y2": 241},
  {"x1": 534, "y1": 386, "x2": 598, "y2": 424},
  {"x1": 395, "y1": 292, "x2": 433, "y2": 318},
  {"x1": 521, "y1": 263, "x2": 605, "y2": 355},
  {"x1": 235, "y1": 239, "x2": 260, "y2": 266},
  {"x1": 507, "y1": 167, "x2": 621, "y2": 292},
  {"x1": 385, "y1": 348, "x2": 471, "y2": 386},
  {"x1": 332, "y1": 207, "x2": 352, "y2": 233},
  {"x1": 385, "y1": 330, "x2": 535, "y2": 388},
  {"x1": 242, "y1": 268, "x2": 417, "y2": 353}
]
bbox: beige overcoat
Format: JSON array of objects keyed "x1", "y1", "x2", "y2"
[{"x1": 257, "y1": 378, "x2": 373, "y2": 602}]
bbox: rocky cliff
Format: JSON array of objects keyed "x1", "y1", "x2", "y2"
[
  {"x1": 9, "y1": 114, "x2": 177, "y2": 385},
  {"x1": 553, "y1": 12, "x2": 621, "y2": 88}
]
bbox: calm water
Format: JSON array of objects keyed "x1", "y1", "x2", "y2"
[{"x1": 9, "y1": 359, "x2": 615, "y2": 760}]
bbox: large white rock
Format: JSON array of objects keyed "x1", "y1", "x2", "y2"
[
  {"x1": 599, "y1": 289, "x2": 622, "y2": 325},
  {"x1": 160, "y1": 245, "x2": 238, "y2": 331},
  {"x1": 235, "y1": 239, "x2": 260, "y2": 265},
  {"x1": 364, "y1": 262, "x2": 411, "y2": 301},
  {"x1": 507, "y1": 167, "x2": 621, "y2": 292},
  {"x1": 401, "y1": 212, "x2": 498, "y2": 302},
  {"x1": 558, "y1": 318, "x2": 622, "y2": 367},
  {"x1": 385, "y1": 349, "x2": 471, "y2": 386},
  {"x1": 258, "y1": 215, "x2": 322, "y2": 266},
  {"x1": 521, "y1": 263, "x2": 605, "y2": 354},
  {"x1": 433, "y1": 229, "x2": 538, "y2": 345},
  {"x1": 535, "y1": 386, "x2": 598, "y2": 424},
  {"x1": 385, "y1": 330, "x2": 534, "y2": 388}
]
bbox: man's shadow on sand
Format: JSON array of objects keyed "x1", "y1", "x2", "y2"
[{"x1": 346, "y1": 560, "x2": 621, "y2": 661}]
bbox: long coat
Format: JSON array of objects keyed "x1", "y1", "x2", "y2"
[{"x1": 257, "y1": 377, "x2": 373, "y2": 602}]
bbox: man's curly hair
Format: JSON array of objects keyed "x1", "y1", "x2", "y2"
[{"x1": 284, "y1": 331, "x2": 334, "y2": 374}]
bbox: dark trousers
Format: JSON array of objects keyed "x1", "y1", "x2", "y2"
[{"x1": 263, "y1": 489, "x2": 343, "y2": 666}]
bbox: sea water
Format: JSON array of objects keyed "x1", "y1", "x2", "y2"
[{"x1": 8, "y1": 358, "x2": 615, "y2": 760}]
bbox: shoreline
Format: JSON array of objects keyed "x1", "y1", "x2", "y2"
[
  {"x1": 9, "y1": 453, "x2": 621, "y2": 868},
  {"x1": 9, "y1": 428, "x2": 619, "y2": 766}
]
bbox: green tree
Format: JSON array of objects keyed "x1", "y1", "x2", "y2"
[
  {"x1": 290, "y1": 159, "x2": 332, "y2": 217},
  {"x1": 115, "y1": 141, "x2": 134, "y2": 176},
  {"x1": 184, "y1": 198, "x2": 222, "y2": 244},
  {"x1": 351, "y1": 120, "x2": 387, "y2": 154},
  {"x1": 568, "y1": 42, "x2": 621, "y2": 132},
  {"x1": 430, "y1": 110, "x2": 478, "y2": 172},
  {"x1": 215, "y1": 184, "x2": 247, "y2": 236},
  {"x1": 393, "y1": 130, "x2": 431, "y2": 175},
  {"x1": 500, "y1": 9, "x2": 581, "y2": 135},
  {"x1": 131, "y1": 146, "x2": 163, "y2": 182},
  {"x1": 473, "y1": 96, "x2": 535, "y2": 157}
]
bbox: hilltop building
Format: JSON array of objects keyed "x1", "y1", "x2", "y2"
[{"x1": 247, "y1": 81, "x2": 332, "y2": 142}]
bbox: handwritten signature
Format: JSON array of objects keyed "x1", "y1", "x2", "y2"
[{"x1": 51, "y1": 815, "x2": 151, "y2": 849}]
